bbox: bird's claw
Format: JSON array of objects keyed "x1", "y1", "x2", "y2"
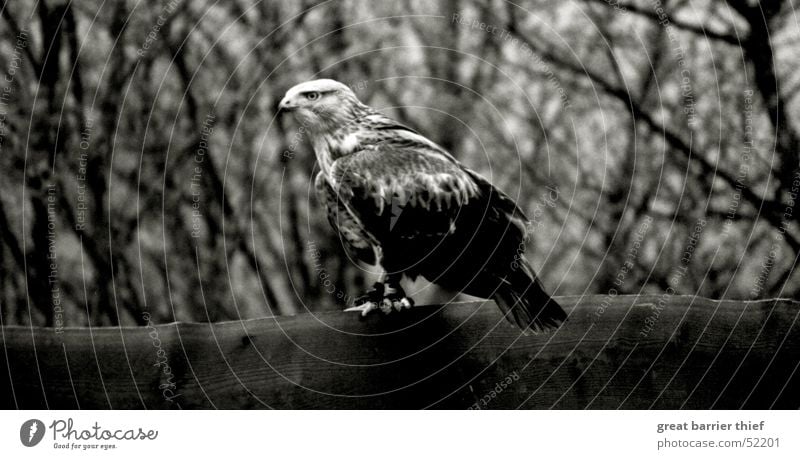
[
  {"x1": 380, "y1": 296, "x2": 414, "y2": 314},
  {"x1": 344, "y1": 283, "x2": 414, "y2": 317},
  {"x1": 344, "y1": 301, "x2": 380, "y2": 316}
]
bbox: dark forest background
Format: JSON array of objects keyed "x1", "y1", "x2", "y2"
[{"x1": 0, "y1": 0, "x2": 798, "y2": 327}]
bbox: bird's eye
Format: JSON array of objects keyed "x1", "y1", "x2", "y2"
[{"x1": 305, "y1": 92, "x2": 320, "y2": 101}]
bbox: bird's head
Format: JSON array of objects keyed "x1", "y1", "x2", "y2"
[{"x1": 278, "y1": 79, "x2": 368, "y2": 131}]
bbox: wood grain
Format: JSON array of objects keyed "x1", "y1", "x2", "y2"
[{"x1": 1, "y1": 295, "x2": 798, "y2": 409}]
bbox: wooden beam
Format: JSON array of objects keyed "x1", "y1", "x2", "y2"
[{"x1": 1, "y1": 295, "x2": 798, "y2": 409}]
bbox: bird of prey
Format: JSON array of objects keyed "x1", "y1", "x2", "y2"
[{"x1": 278, "y1": 79, "x2": 566, "y2": 331}]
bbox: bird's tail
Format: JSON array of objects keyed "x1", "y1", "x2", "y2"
[{"x1": 492, "y1": 259, "x2": 566, "y2": 332}]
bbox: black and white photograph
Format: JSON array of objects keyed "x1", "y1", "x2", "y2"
[{"x1": 0, "y1": 0, "x2": 799, "y2": 456}]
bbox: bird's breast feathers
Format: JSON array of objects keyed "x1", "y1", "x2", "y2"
[
  {"x1": 313, "y1": 119, "x2": 528, "y2": 252},
  {"x1": 330, "y1": 147, "x2": 479, "y2": 210}
]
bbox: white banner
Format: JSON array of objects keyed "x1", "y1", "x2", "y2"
[{"x1": 1, "y1": 410, "x2": 798, "y2": 458}]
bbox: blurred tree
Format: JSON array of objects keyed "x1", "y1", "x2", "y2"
[{"x1": 0, "y1": 0, "x2": 797, "y2": 327}]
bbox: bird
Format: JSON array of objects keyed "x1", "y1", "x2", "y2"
[{"x1": 278, "y1": 79, "x2": 566, "y2": 332}]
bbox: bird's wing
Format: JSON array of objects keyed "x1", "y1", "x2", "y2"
[
  {"x1": 314, "y1": 171, "x2": 378, "y2": 265},
  {"x1": 330, "y1": 146, "x2": 480, "y2": 239},
  {"x1": 329, "y1": 145, "x2": 530, "y2": 273}
]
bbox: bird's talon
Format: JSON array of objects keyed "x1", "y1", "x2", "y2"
[
  {"x1": 344, "y1": 301, "x2": 380, "y2": 316},
  {"x1": 353, "y1": 282, "x2": 385, "y2": 307},
  {"x1": 347, "y1": 282, "x2": 414, "y2": 316}
]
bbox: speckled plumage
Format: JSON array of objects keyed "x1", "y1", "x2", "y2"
[{"x1": 279, "y1": 79, "x2": 566, "y2": 330}]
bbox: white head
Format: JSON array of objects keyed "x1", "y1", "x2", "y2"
[{"x1": 278, "y1": 79, "x2": 368, "y2": 130}]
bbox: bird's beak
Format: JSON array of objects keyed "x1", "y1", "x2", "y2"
[{"x1": 277, "y1": 96, "x2": 295, "y2": 114}]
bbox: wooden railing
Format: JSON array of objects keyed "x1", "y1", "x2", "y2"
[{"x1": 1, "y1": 295, "x2": 798, "y2": 409}]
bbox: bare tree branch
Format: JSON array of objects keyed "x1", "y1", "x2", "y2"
[
  {"x1": 581, "y1": 0, "x2": 742, "y2": 45},
  {"x1": 500, "y1": 9, "x2": 800, "y2": 253}
]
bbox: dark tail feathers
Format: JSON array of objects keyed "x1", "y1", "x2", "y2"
[{"x1": 493, "y1": 260, "x2": 566, "y2": 332}]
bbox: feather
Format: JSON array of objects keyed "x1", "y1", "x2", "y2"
[{"x1": 287, "y1": 79, "x2": 565, "y2": 332}]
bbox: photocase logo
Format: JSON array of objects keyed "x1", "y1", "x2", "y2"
[{"x1": 20, "y1": 419, "x2": 45, "y2": 447}]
